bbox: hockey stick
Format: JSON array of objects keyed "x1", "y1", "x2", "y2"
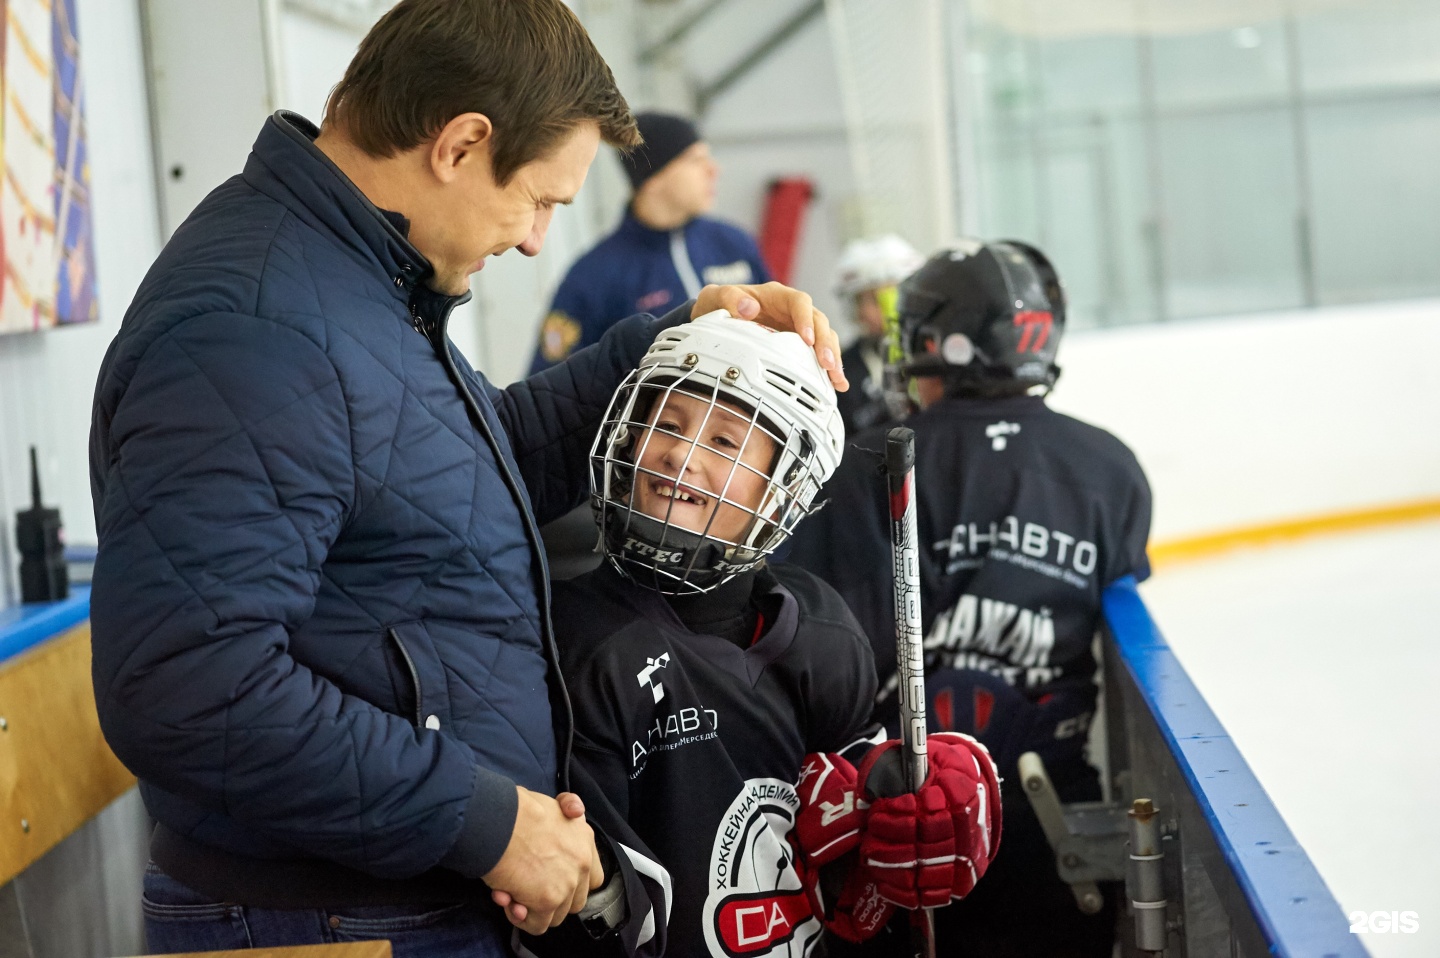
[{"x1": 884, "y1": 425, "x2": 937, "y2": 958}]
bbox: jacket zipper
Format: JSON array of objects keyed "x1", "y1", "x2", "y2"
[
  {"x1": 409, "y1": 291, "x2": 576, "y2": 792},
  {"x1": 387, "y1": 626, "x2": 425, "y2": 727}
]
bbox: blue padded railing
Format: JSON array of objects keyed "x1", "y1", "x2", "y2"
[
  {"x1": 1103, "y1": 576, "x2": 1365, "y2": 958},
  {"x1": 0, "y1": 586, "x2": 91, "y2": 665}
]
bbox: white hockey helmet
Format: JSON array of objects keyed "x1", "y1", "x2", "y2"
[
  {"x1": 590, "y1": 311, "x2": 846, "y2": 594},
  {"x1": 833, "y1": 234, "x2": 924, "y2": 297}
]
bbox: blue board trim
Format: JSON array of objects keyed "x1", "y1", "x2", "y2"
[
  {"x1": 0, "y1": 586, "x2": 92, "y2": 665},
  {"x1": 1103, "y1": 576, "x2": 1365, "y2": 958}
]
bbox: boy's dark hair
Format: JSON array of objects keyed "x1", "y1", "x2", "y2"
[{"x1": 324, "y1": 0, "x2": 641, "y2": 185}]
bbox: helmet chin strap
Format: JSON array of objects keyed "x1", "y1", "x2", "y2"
[{"x1": 603, "y1": 508, "x2": 766, "y2": 595}]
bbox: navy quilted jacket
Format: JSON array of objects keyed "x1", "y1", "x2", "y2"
[{"x1": 89, "y1": 112, "x2": 683, "y2": 903}]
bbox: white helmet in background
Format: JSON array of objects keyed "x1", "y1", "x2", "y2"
[
  {"x1": 590, "y1": 312, "x2": 845, "y2": 594},
  {"x1": 833, "y1": 234, "x2": 924, "y2": 297}
]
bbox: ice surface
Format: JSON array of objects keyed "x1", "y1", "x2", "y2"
[{"x1": 1141, "y1": 521, "x2": 1440, "y2": 957}]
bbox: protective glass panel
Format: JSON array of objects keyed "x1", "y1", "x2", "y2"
[{"x1": 951, "y1": 0, "x2": 1440, "y2": 325}]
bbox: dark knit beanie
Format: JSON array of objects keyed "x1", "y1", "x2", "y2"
[{"x1": 620, "y1": 112, "x2": 701, "y2": 191}]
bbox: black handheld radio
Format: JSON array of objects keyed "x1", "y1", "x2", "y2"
[{"x1": 16, "y1": 446, "x2": 67, "y2": 603}]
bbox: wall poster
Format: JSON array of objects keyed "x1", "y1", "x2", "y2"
[{"x1": 0, "y1": 0, "x2": 95, "y2": 335}]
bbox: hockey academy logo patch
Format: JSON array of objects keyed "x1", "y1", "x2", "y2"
[{"x1": 702, "y1": 778, "x2": 821, "y2": 957}]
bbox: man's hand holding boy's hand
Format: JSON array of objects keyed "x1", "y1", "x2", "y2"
[{"x1": 484, "y1": 787, "x2": 598, "y2": 934}]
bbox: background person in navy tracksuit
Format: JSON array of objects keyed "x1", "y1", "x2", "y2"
[{"x1": 528, "y1": 112, "x2": 771, "y2": 375}]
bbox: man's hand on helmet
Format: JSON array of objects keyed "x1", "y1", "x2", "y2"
[{"x1": 693, "y1": 282, "x2": 848, "y2": 392}]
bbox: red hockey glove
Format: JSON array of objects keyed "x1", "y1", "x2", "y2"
[
  {"x1": 857, "y1": 732, "x2": 1003, "y2": 910},
  {"x1": 794, "y1": 752, "x2": 865, "y2": 864},
  {"x1": 791, "y1": 752, "x2": 896, "y2": 941},
  {"x1": 807, "y1": 857, "x2": 896, "y2": 943}
]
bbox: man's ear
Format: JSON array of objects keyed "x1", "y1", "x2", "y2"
[{"x1": 430, "y1": 112, "x2": 494, "y2": 185}]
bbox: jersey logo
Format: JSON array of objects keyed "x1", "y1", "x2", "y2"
[
  {"x1": 538, "y1": 311, "x2": 582, "y2": 361},
  {"x1": 703, "y1": 779, "x2": 821, "y2": 958},
  {"x1": 986, "y1": 421, "x2": 1020, "y2": 450},
  {"x1": 702, "y1": 260, "x2": 754, "y2": 286},
  {"x1": 637, "y1": 653, "x2": 671, "y2": 703},
  {"x1": 1013, "y1": 310, "x2": 1053, "y2": 354},
  {"x1": 715, "y1": 890, "x2": 812, "y2": 955}
]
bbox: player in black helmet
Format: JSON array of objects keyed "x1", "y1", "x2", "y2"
[
  {"x1": 789, "y1": 239, "x2": 1153, "y2": 957},
  {"x1": 519, "y1": 312, "x2": 1003, "y2": 958},
  {"x1": 895, "y1": 239, "x2": 1064, "y2": 396}
]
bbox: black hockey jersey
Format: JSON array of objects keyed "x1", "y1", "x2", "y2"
[
  {"x1": 521, "y1": 562, "x2": 879, "y2": 958},
  {"x1": 788, "y1": 395, "x2": 1151, "y2": 764}
]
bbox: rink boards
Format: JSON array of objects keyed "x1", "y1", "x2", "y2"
[
  {"x1": 1101, "y1": 577, "x2": 1365, "y2": 957},
  {"x1": 0, "y1": 578, "x2": 1372, "y2": 956}
]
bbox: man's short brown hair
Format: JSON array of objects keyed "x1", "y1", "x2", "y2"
[{"x1": 325, "y1": 0, "x2": 640, "y2": 184}]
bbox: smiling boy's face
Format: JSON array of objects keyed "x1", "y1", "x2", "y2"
[{"x1": 628, "y1": 388, "x2": 778, "y2": 544}]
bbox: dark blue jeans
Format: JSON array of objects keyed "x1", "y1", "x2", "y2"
[{"x1": 142, "y1": 863, "x2": 512, "y2": 957}]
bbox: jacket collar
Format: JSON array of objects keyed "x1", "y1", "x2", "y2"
[{"x1": 241, "y1": 111, "x2": 434, "y2": 300}]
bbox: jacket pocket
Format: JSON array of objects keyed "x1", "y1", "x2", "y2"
[
  {"x1": 387, "y1": 621, "x2": 453, "y2": 731},
  {"x1": 385, "y1": 627, "x2": 423, "y2": 727}
]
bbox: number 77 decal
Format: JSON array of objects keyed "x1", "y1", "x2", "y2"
[{"x1": 1014, "y1": 311, "x2": 1053, "y2": 353}]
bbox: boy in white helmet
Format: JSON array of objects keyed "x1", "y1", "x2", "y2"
[
  {"x1": 517, "y1": 313, "x2": 1002, "y2": 958},
  {"x1": 832, "y1": 235, "x2": 923, "y2": 435}
]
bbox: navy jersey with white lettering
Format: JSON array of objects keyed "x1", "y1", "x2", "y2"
[
  {"x1": 787, "y1": 395, "x2": 1151, "y2": 761},
  {"x1": 530, "y1": 212, "x2": 771, "y2": 373},
  {"x1": 520, "y1": 562, "x2": 878, "y2": 958}
]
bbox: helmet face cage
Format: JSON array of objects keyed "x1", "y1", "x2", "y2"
[{"x1": 590, "y1": 366, "x2": 829, "y2": 595}]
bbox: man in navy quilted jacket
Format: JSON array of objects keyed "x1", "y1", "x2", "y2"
[{"x1": 87, "y1": 2, "x2": 844, "y2": 955}]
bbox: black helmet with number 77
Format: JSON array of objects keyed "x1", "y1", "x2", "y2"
[{"x1": 895, "y1": 239, "x2": 1065, "y2": 394}]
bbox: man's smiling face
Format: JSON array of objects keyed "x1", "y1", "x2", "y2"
[{"x1": 418, "y1": 119, "x2": 600, "y2": 294}]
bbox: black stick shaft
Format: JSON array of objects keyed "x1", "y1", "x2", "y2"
[
  {"x1": 885, "y1": 427, "x2": 927, "y2": 792},
  {"x1": 885, "y1": 426, "x2": 936, "y2": 958}
]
